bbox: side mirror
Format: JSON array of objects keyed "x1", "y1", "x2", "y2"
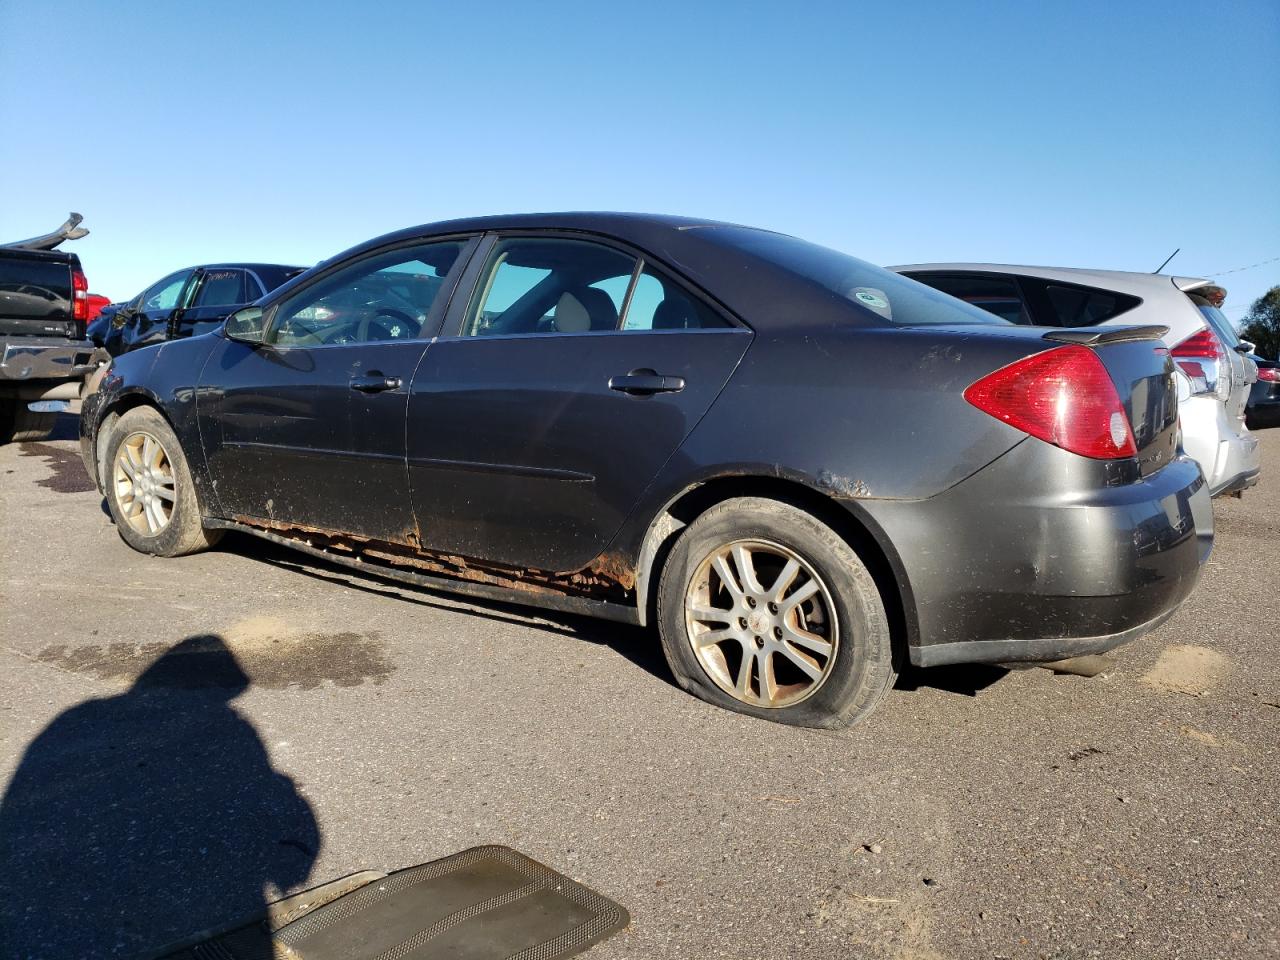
[{"x1": 224, "y1": 306, "x2": 268, "y2": 344}]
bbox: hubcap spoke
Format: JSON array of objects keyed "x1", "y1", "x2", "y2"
[
  {"x1": 782, "y1": 621, "x2": 833, "y2": 659},
  {"x1": 692, "y1": 627, "x2": 737, "y2": 649},
  {"x1": 711, "y1": 553, "x2": 744, "y2": 599},
  {"x1": 688, "y1": 603, "x2": 733, "y2": 624},
  {"x1": 780, "y1": 578, "x2": 819, "y2": 613},
  {"x1": 759, "y1": 650, "x2": 778, "y2": 703},
  {"x1": 735, "y1": 648, "x2": 756, "y2": 698},
  {"x1": 731, "y1": 543, "x2": 765, "y2": 594},
  {"x1": 769, "y1": 558, "x2": 801, "y2": 602},
  {"x1": 778, "y1": 640, "x2": 825, "y2": 682}
]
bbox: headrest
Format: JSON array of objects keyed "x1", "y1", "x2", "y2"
[
  {"x1": 554, "y1": 288, "x2": 618, "y2": 333},
  {"x1": 553, "y1": 291, "x2": 590, "y2": 333},
  {"x1": 653, "y1": 295, "x2": 696, "y2": 329}
]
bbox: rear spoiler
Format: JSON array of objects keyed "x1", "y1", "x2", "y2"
[{"x1": 1043, "y1": 325, "x2": 1169, "y2": 345}]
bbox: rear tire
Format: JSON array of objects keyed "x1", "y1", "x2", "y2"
[
  {"x1": 0, "y1": 399, "x2": 57, "y2": 443},
  {"x1": 656, "y1": 497, "x2": 896, "y2": 729},
  {"x1": 102, "y1": 406, "x2": 222, "y2": 557}
]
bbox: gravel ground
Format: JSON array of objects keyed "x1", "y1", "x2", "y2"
[{"x1": 1, "y1": 417, "x2": 1277, "y2": 959}]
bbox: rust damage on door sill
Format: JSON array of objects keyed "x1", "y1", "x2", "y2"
[{"x1": 231, "y1": 516, "x2": 635, "y2": 602}]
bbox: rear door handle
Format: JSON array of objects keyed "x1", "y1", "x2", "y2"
[
  {"x1": 349, "y1": 373, "x2": 402, "y2": 393},
  {"x1": 608, "y1": 369, "x2": 686, "y2": 396}
]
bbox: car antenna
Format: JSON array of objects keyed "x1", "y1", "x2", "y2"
[{"x1": 1153, "y1": 248, "x2": 1180, "y2": 273}]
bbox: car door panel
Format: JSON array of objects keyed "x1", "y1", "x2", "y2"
[
  {"x1": 199, "y1": 337, "x2": 428, "y2": 541},
  {"x1": 406, "y1": 329, "x2": 752, "y2": 572},
  {"x1": 197, "y1": 238, "x2": 475, "y2": 540}
]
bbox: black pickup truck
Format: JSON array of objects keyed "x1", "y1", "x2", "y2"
[{"x1": 0, "y1": 231, "x2": 100, "y2": 443}]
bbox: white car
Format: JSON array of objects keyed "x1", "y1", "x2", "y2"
[{"x1": 891, "y1": 264, "x2": 1260, "y2": 496}]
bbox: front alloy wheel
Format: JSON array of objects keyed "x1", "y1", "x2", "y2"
[
  {"x1": 112, "y1": 431, "x2": 177, "y2": 535},
  {"x1": 685, "y1": 539, "x2": 838, "y2": 708}
]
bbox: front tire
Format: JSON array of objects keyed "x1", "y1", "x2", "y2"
[
  {"x1": 656, "y1": 497, "x2": 896, "y2": 729},
  {"x1": 102, "y1": 406, "x2": 222, "y2": 557}
]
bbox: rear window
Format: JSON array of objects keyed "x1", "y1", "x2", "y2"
[
  {"x1": 904, "y1": 274, "x2": 1031, "y2": 324},
  {"x1": 0, "y1": 255, "x2": 71, "y2": 319},
  {"x1": 703, "y1": 227, "x2": 1008, "y2": 326},
  {"x1": 1043, "y1": 283, "x2": 1139, "y2": 327}
]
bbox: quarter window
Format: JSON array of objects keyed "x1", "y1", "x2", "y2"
[{"x1": 270, "y1": 241, "x2": 464, "y2": 346}]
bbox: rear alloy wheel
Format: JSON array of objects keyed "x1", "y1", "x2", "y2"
[
  {"x1": 102, "y1": 406, "x2": 222, "y2": 557},
  {"x1": 657, "y1": 497, "x2": 896, "y2": 728}
]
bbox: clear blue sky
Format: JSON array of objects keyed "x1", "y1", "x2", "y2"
[{"x1": 2, "y1": 0, "x2": 1277, "y2": 318}]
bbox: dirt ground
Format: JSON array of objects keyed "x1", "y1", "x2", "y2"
[{"x1": 2, "y1": 417, "x2": 1277, "y2": 959}]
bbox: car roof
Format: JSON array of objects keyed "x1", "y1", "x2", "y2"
[
  {"x1": 197, "y1": 262, "x2": 307, "y2": 272},
  {"x1": 889, "y1": 262, "x2": 1217, "y2": 298},
  {"x1": 350, "y1": 211, "x2": 759, "y2": 255}
]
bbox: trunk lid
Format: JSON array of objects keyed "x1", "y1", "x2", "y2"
[{"x1": 1049, "y1": 327, "x2": 1180, "y2": 475}]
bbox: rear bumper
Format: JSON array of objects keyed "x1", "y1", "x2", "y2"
[
  {"x1": 857, "y1": 440, "x2": 1211, "y2": 668},
  {"x1": 0, "y1": 337, "x2": 100, "y2": 382},
  {"x1": 1179, "y1": 394, "x2": 1260, "y2": 497}
]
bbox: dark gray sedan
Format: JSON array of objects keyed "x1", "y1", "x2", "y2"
[{"x1": 79, "y1": 214, "x2": 1212, "y2": 727}]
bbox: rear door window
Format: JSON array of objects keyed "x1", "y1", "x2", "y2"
[
  {"x1": 904, "y1": 274, "x2": 1032, "y2": 324},
  {"x1": 193, "y1": 270, "x2": 247, "y2": 307},
  {"x1": 461, "y1": 237, "x2": 636, "y2": 337}
]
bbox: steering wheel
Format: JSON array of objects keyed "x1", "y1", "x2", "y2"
[{"x1": 355, "y1": 308, "x2": 417, "y2": 343}]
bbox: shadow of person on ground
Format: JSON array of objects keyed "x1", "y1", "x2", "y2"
[{"x1": 0, "y1": 635, "x2": 319, "y2": 959}]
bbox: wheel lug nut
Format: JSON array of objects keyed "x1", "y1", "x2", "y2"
[
  {"x1": 754, "y1": 636, "x2": 765, "y2": 649},
  {"x1": 738, "y1": 617, "x2": 748, "y2": 629},
  {"x1": 746, "y1": 597, "x2": 756, "y2": 608},
  {"x1": 768, "y1": 602, "x2": 778, "y2": 614},
  {"x1": 774, "y1": 626, "x2": 783, "y2": 639}
]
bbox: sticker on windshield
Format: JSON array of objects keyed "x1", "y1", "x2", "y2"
[{"x1": 854, "y1": 289, "x2": 889, "y2": 310}]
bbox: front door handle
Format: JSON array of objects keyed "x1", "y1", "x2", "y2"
[
  {"x1": 608, "y1": 368, "x2": 686, "y2": 396},
  {"x1": 349, "y1": 373, "x2": 402, "y2": 393}
]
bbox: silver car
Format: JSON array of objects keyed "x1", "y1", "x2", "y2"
[{"x1": 891, "y1": 264, "x2": 1260, "y2": 496}]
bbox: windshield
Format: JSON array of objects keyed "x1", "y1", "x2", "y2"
[{"x1": 702, "y1": 226, "x2": 1010, "y2": 326}]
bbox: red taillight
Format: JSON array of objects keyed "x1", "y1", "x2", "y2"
[
  {"x1": 71, "y1": 267, "x2": 89, "y2": 322},
  {"x1": 1171, "y1": 327, "x2": 1222, "y2": 360},
  {"x1": 1258, "y1": 366, "x2": 1280, "y2": 383},
  {"x1": 964, "y1": 345, "x2": 1137, "y2": 460},
  {"x1": 1171, "y1": 326, "x2": 1227, "y2": 398}
]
